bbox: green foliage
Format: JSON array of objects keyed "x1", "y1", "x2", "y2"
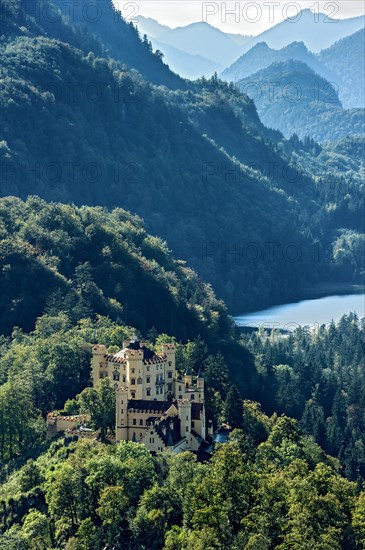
[
  {"x1": 78, "y1": 378, "x2": 115, "y2": 441},
  {"x1": 0, "y1": 196, "x2": 231, "y2": 341},
  {"x1": 224, "y1": 385, "x2": 243, "y2": 428},
  {"x1": 241, "y1": 314, "x2": 365, "y2": 480},
  {"x1": 0, "y1": 408, "x2": 363, "y2": 549},
  {"x1": 0, "y1": 379, "x2": 45, "y2": 462}
]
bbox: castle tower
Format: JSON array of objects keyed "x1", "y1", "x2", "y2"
[
  {"x1": 116, "y1": 387, "x2": 129, "y2": 441},
  {"x1": 161, "y1": 343, "x2": 176, "y2": 375},
  {"x1": 184, "y1": 371, "x2": 192, "y2": 388},
  {"x1": 178, "y1": 400, "x2": 192, "y2": 449},
  {"x1": 124, "y1": 348, "x2": 144, "y2": 399},
  {"x1": 161, "y1": 343, "x2": 177, "y2": 398},
  {"x1": 197, "y1": 368, "x2": 204, "y2": 392},
  {"x1": 92, "y1": 344, "x2": 106, "y2": 388}
]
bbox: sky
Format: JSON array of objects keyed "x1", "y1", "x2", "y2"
[{"x1": 113, "y1": 1, "x2": 365, "y2": 35}]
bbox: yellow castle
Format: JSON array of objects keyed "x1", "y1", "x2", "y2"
[{"x1": 92, "y1": 340, "x2": 210, "y2": 454}]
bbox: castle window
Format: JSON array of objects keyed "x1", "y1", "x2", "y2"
[
  {"x1": 168, "y1": 361, "x2": 172, "y2": 366},
  {"x1": 146, "y1": 388, "x2": 151, "y2": 397},
  {"x1": 179, "y1": 386, "x2": 182, "y2": 391},
  {"x1": 113, "y1": 371, "x2": 120, "y2": 381},
  {"x1": 131, "y1": 378, "x2": 136, "y2": 385},
  {"x1": 190, "y1": 395, "x2": 195, "y2": 400},
  {"x1": 147, "y1": 366, "x2": 150, "y2": 372},
  {"x1": 146, "y1": 376, "x2": 151, "y2": 383},
  {"x1": 121, "y1": 420, "x2": 124, "y2": 425},
  {"x1": 186, "y1": 427, "x2": 189, "y2": 432},
  {"x1": 99, "y1": 372, "x2": 107, "y2": 379},
  {"x1": 168, "y1": 371, "x2": 172, "y2": 379},
  {"x1": 137, "y1": 377, "x2": 142, "y2": 384},
  {"x1": 179, "y1": 395, "x2": 182, "y2": 399},
  {"x1": 123, "y1": 375, "x2": 126, "y2": 383},
  {"x1": 191, "y1": 421, "x2": 195, "y2": 428},
  {"x1": 133, "y1": 419, "x2": 136, "y2": 425},
  {"x1": 167, "y1": 384, "x2": 172, "y2": 391},
  {"x1": 131, "y1": 391, "x2": 136, "y2": 398},
  {"x1": 139, "y1": 419, "x2": 143, "y2": 426},
  {"x1": 131, "y1": 368, "x2": 135, "y2": 373},
  {"x1": 186, "y1": 416, "x2": 188, "y2": 421}
]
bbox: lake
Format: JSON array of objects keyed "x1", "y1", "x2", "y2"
[{"x1": 234, "y1": 293, "x2": 365, "y2": 331}]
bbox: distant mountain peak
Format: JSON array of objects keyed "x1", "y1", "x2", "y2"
[{"x1": 252, "y1": 41, "x2": 270, "y2": 50}]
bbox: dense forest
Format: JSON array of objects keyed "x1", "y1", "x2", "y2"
[
  {"x1": 1, "y1": 416, "x2": 365, "y2": 549},
  {"x1": 240, "y1": 315, "x2": 365, "y2": 481},
  {"x1": 0, "y1": 0, "x2": 364, "y2": 312},
  {"x1": 0, "y1": 196, "x2": 231, "y2": 340}
]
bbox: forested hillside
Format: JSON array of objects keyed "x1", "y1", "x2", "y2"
[
  {"x1": 238, "y1": 60, "x2": 365, "y2": 142},
  {"x1": 0, "y1": 196, "x2": 231, "y2": 340},
  {"x1": 1, "y1": 0, "x2": 364, "y2": 313},
  {"x1": 2, "y1": 0, "x2": 185, "y2": 89},
  {"x1": 319, "y1": 28, "x2": 365, "y2": 108}
]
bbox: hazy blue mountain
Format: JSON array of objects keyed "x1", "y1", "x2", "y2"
[
  {"x1": 238, "y1": 60, "x2": 365, "y2": 142},
  {"x1": 221, "y1": 41, "x2": 336, "y2": 83},
  {"x1": 134, "y1": 15, "x2": 171, "y2": 38},
  {"x1": 135, "y1": 17, "x2": 250, "y2": 78},
  {"x1": 319, "y1": 28, "x2": 365, "y2": 108},
  {"x1": 149, "y1": 37, "x2": 222, "y2": 79},
  {"x1": 154, "y1": 21, "x2": 242, "y2": 66},
  {"x1": 227, "y1": 33, "x2": 253, "y2": 46},
  {"x1": 238, "y1": 9, "x2": 365, "y2": 54}
]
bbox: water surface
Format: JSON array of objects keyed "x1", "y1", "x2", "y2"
[{"x1": 234, "y1": 293, "x2": 365, "y2": 330}]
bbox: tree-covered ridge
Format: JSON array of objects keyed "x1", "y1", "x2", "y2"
[
  {"x1": 319, "y1": 28, "x2": 365, "y2": 109},
  {"x1": 238, "y1": 60, "x2": 365, "y2": 142},
  {"x1": 221, "y1": 29, "x2": 365, "y2": 110},
  {"x1": 0, "y1": 196, "x2": 231, "y2": 339},
  {"x1": 1, "y1": 0, "x2": 185, "y2": 89},
  {"x1": 0, "y1": 412, "x2": 364, "y2": 549},
  {"x1": 221, "y1": 40, "x2": 336, "y2": 86}
]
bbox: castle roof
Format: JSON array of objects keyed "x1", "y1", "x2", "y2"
[{"x1": 154, "y1": 416, "x2": 183, "y2": 447}]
